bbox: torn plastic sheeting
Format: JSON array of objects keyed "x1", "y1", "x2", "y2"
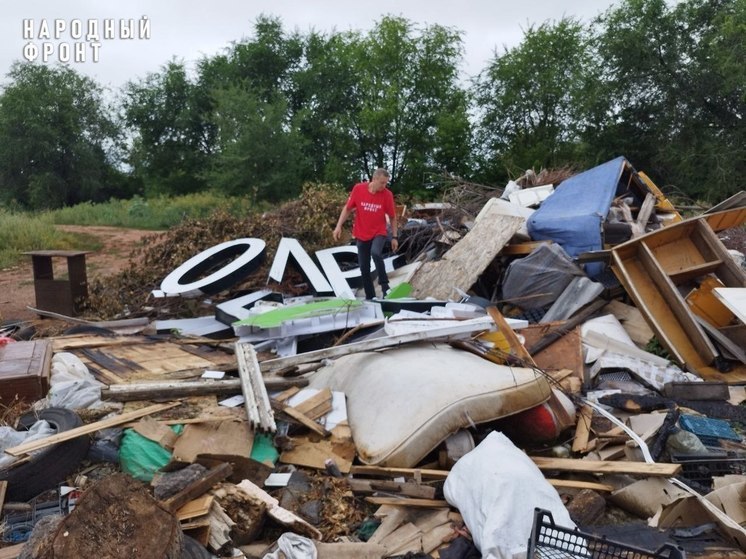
[
  {"x1": 581, "y1": 314, "x2": 638, "y2": 363},
  {"x1": 589, "y1": 352, "x2": 700, "y2": 392},
  {"x1": 308, "y1": 343, "x2": 550, "y2": 467},
  {"x1": 527, "y1": 156, "x2": 627, "y2": 277},
  {"x1": 46, "y1": 352, "x2": 105, "y2": 410},
  {"x1": 444, "y1": 431, "x2": 575, "y2": 559},
  {"x1": 0, "y1": 420, "x2": 55, "y2": 469},
  {"x1": 501, "y1": 243, "x2": 585, "y2": 310},
  {"x1": 539, "y1": 276, "x2": 604, "y2": 324}
]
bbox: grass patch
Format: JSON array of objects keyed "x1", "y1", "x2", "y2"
[
  {"x1": 0, "y1": 210, "x2": 102, "y2": 269},
  {"x1": 47, "y1": 193, "x2": 257, "y2": 229}
]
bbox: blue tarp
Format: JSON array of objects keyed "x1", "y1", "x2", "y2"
[{"x1": 526, "y1": 156, "x2": 628, "y2": 277}]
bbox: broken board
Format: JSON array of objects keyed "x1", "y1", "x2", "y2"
[{"x1": 410, "y1": 209, "x2": 524, "y2": 300}]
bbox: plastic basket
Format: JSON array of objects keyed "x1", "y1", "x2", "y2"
[
  {"x1": 671, "y1": 451, "x2": 746, "y2": 489},
  {"x1": 527, "y1": 508, "x2": 685, "y2": 559},
  {"x1": 679, "y1": 414, "x2": 741, "y2": 446}
]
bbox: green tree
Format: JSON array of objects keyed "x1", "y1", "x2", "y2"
[
  {"x1": 0, "y1": 62, "x2": 124, "y2": 209},
  {"x1": 205, "y1": 85, "x2": 308, "y2": 202},
  {"x1": 122, "y1": 61, "x2": 214, "y2": 196},
  {"x1": 348, "y1": 16, "x2": 472, "y2": 195},
  {"x1": 474, "y1": 18, "x2": 598, "y2": 183},
  {"x1": 593, "y1": 0, "x2": 746, "y2": 200}
]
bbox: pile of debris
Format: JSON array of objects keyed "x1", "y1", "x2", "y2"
[{"x1": 1, "y1": 156, "x2": 746, "y2": 559}]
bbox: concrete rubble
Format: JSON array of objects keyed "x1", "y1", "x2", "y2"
[{"x1": 1, "y1": 157, "x2": 746, "y2": 558}]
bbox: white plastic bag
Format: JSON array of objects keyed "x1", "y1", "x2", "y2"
[{"x1": 444, "y1": 431, "x2": 575, "y2": 559}]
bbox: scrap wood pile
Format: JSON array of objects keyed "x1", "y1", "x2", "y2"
[{"x1": 0, "y1": 157, "x2": 746, "y2": 558}]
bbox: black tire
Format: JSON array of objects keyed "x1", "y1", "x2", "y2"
[
  {"x1": 182, "y1": 534, "x2": 213, "y2": 559},
  {"x1": 1, "y1": 408, "x2": 90, "y2": 502}
]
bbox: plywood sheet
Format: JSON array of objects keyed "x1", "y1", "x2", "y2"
[
  {"x1": 520, "y1": 324, "x2": 583, "y2": 377},
  {"x1": 410, "y1": 208, "x2": 524, "y2": 300}
]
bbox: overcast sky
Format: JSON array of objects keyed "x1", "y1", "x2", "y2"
[{"x1": 3, "y1": 1, "x2": 621, "y2": 92}]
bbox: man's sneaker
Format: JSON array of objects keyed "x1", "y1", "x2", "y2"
[{"x1": 381, "y1": 286, "x2": 390, "y2": 298}]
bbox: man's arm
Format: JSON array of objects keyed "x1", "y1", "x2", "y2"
[{"x1": 333, "y1": 205, "x2": 352, "y2": 241}]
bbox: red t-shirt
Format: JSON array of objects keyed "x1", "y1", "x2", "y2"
[{"x1": 346, "y1": 182, "x2": 395, "y2": 241}]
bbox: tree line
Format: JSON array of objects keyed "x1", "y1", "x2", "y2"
[{"x1": 0, "y1": 0, "x2": 743, "y2": 210}]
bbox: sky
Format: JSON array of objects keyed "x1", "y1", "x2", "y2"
[{"x1": 2, "y1": 0, "x2": 621, "y2": 92}]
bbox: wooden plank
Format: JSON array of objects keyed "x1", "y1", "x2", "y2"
[
  {"x1": 485, "y1": 306, "x2": 536, "y2": 366},
  {"x1": 531, "y1": 457, "x2": 681, "y2": 477},
  {"x1": 235, "y1": 342, "x2": 275, "y2": 432},
  {"x1": 348, "y1": 479, "x2": 437, "y2": 499},
  {"x1": 500, "y1": 241, "x2": 552, "y2": 256},
  {"x1": 0, "y1": 481, "x2": 7, "y2": 512},
  {"x1": 292, "y1": 388, "x2": 333, "y2": 420},
  {"x1": 272, "y1": 400, "x2": 329, "y2": 437},
  {"x1": 5, "y1": 402, "x2": 180, "y2": 457},
  {"x1": 176, "y1": 494, "x2": 214, "y2": 521},
  {"x1": 365, "y1": 497, "x2": 449, "y2": 508},
  {"x1": 572, "y1": 405, "x2": 593, "y2": 453},
  {"x1": 547, "y1": 479, "x2": 614, "y2": 492},
  {"x1": 520, "y1": 325, "x2": 584, "y2": 380},
  {"x1": 260, "y1": 318, "x2": 494, "y2": 374},
  {"x1": 351, "y1": 466, "x2": 449, "y2": 480},
  {"x1": 162, "y1": 463, "x2": 233, "y2": 513},
  {"x1": 0, "y1": 543, "x2": 24, "y2": 559},
  {"x1": 379, "y1": 522, "x2": 422, "y2": 555},
  {"x1": 410, "y1": 209, "x2": 524, "y2": 300},
  {"x1": 101, "y1": 377, "x2": 307, "y2": 401}
]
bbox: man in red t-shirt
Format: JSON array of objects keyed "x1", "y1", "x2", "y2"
[{"x1": 333, "y1": 168, "x2": 399, "y2": 299}]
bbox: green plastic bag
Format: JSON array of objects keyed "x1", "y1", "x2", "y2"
[{"x1": 119, "y1": 425, "x2": 183, "y2": 482}]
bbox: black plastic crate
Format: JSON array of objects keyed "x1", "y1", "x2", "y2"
[
  {"x1": 671, "y1": 451, "x2": 746, "y2": 489},
  {"x1": 527, "y1": 508, "x2": 685, "y2": 559}
]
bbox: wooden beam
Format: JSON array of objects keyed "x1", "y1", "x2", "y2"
[
  {"x1": 485, "y1": 306, "x2": 536, "y2": 366},
  {"x1": 235, "y1": 342, "x2": 276, "y2": 432},
  {"x1": 365, "y1": 497, "x2": 449, "y2": 508},
  {"x1": 348, "y1": 479, "x2": 437, "y2": 499},
  {"x1": 101, "y1": 377, "x2": 307, "y2": 401},
  {"x1": 271, "y1": 399, "x2": 329, "y2": 437},
  {"x1": 5, "y1": 402, "x2": 180, "y2": 457},
  {"x1": 531, "y1": 457, "x2": 680, "y2": 477},
  {"x1": 161, "y1": 463, "x2": 233, "y2": 513},
  {"x1": 260, "y1": 318, "x2": 494, "y2": 373},
  {"x1": 547, "y1": 479, "x2": 614, "y2": 492},
  {"x1": 351, "y1": 466, "x2": 449, "y2": 480}
]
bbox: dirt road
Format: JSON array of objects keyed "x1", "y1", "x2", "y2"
[{"x1": 0, "y1": 225, "x2": 161, "y2": 323}]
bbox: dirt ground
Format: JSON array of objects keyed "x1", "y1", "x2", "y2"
[{"x1": 0, "y1": 225, "x2": 161, "y2": 325}]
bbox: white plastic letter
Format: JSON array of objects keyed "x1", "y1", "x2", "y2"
[
  {"x1": 268, "y1": 238, "x2": 333, "y2": 295},
  {"x1": 160, "y1": 239, "x2": 266, "y2": 298}
]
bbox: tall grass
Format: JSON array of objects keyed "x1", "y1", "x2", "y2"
[
  {"x1": 0, "y1": 210, "x2": 101, "y2": 270},
  {"x1": 0, "y1": 193, "x2": 258, "y2": 269},
  {"x1": 48, "y1": 193, "x2": 256, "y2": 229}
]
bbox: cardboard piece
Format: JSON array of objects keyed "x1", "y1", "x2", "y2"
[
  {"x1": 133, "y1": 416, "x2": 179, "y2": 450},
  {"x1": 610, "y1": 478, "x2": 690, "y2": 519},
  {"x1": 279, "y1": 425, "x2": 355, "y2": 473},
  {"x1": 172, "y1": 420, "x2": 253, "y2": 463}
]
